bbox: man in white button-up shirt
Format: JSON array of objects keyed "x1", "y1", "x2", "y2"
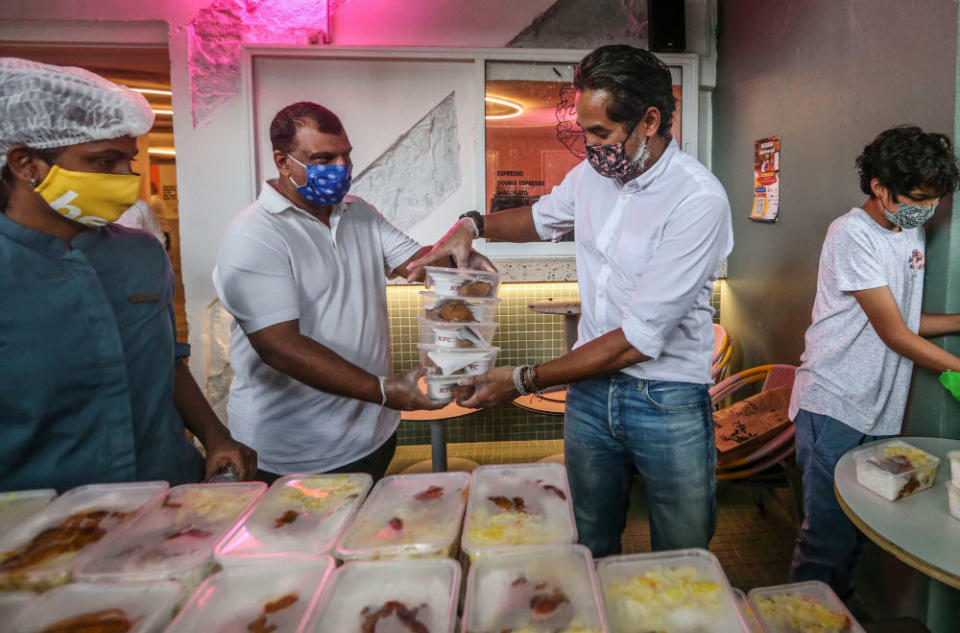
[
  {"x1": 214, "y1": 102, "x2": 491, "y2": 483},
  {"x1": 411, "y1": 46, "x2": 733, "y2": 555}
]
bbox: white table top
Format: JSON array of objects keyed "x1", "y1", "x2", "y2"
[{"x1": 835, "y1": 436, "x2": 960, "y2": 589}]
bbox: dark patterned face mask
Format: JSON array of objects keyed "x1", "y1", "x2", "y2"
[
  {"x1": 585, "y1": 123, "x2": 650, "y2": 179},
  {"x1": 883, "y1": 200, "x2": 937, "y2": 229}
]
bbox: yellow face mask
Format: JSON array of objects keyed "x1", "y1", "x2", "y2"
[{"x1": 34, "y1": 165, "x2": 141, "y2": 227}]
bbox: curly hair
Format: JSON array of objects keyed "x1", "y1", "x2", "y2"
[
  {"x1": 270, "y1": 102, "x2": 344, "y2": 154},
  {"x1": 573, "y1": 45, "x2": 676, "y2": 136},
  {"x1": 856, "y1": 126, "x2": 960, "y2": 199}
]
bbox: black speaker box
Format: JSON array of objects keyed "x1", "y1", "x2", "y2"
[{"x1": 648, "y1": 0, "x2": 686, "y2": 52}]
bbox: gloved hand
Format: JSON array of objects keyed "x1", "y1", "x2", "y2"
[{"x1": 939, "y1": 370, "x2": 960, "y2": 402}]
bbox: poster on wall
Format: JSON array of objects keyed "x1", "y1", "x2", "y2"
[{"x1": 749, "y1": 135, "x2": 781, "y2": 222}]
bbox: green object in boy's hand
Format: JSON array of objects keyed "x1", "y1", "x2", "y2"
[{"x1": 939, "y1": 370, "x2": 960, "y2": 402}]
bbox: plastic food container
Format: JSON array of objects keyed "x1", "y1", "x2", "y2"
[
  {"x1": 462, "y1": 544, "x2": 607, "y2": 633},
  {"x1": 418, "y1": 317, "x2": 498, "y2": 349},
  {"x1": 0, "y1": 489, "x2": 56, "y2": 535},
  {"x1": 948, "y1": 450, "x2": 960, "y2": 487},
  {"x1": 747, "y1": 581, "x2": 865, "y2": 633},
  {"x1": 596, "y1": 548, "x2": 748, "y2": 633},
  {"x1": 421, "y1": 291, "x2": 501, "y2": 323},
  {"x1": 948, "y1": 482, "x2": 960, "y2": 521},
  {"x1": 165, "y1": 557, "x2": 335, "y2": 633},
  {"x1": 424, "y1": 266, "x2": 502, "y2": 298},
  {"x1": 424, "y1": 375, "x2": 472, "y2": 404},
  {"x1": 336, "y1": 472, "x2": 470, "y2": 561},
  {"x1": 216, "y1": 474, "x2": 371, "y2": 563},
  {"x1": 0, "y1": 591, "x2": 36, "y2": 625},
  {"x1": 419, "y1": 344, "x2": 499, "y2": 376},
  {"x1": 74, "y1": 483, "x2": 264, "y2": 596},
  {"x1": 8, "y1": 580, "x2": 180, "y2": 633},
  {"x1": 462, "y1": 463, "x2": 577, "y2": 561},
  {"x1": 0, "y1": 481, "x2": 168, "y2": 591},
  {"x1": 853, "y1": 440, "x2": 940, "y2": 501},
  {"x1": 732, "y1": 588, "x2": 764, "y2": 633},
  {"x1": 306, "y1": 558, "x2": 460, "y2": 633}
]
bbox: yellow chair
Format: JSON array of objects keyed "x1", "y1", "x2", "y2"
[{"x1": 711, "y1": 323, "x2": 733, "y2": 382}]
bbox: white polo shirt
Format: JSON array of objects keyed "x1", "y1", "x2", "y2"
[
  {"x1": 213, "y1": 181, "x2": 421, "y2": 474},
  {"x1": 533, "y1": 141, "x2": 733, "y2": 384}
]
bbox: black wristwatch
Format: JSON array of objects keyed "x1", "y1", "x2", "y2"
[{"x1": 459, "y1": 210, "x2": 484, "y2": 238}]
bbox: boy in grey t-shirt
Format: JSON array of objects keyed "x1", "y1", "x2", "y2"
[{"x1": 789, "y1": 126, "x2": 960, "y2": 598}]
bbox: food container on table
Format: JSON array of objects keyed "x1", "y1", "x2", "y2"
[
  {"x1": 596, "y1": 548, "x2": 749, "y2": 633},
  {"x1": 165, "y1": 556, "x2": 335, "y2": 633},
  {"x1": 852, "y1": 439, "x2": 940, "y2": 501},
  {"x1": 948, "y1": 482, "x2": 960, "y2": 521},
  {"x1": 421, "y1": 291, "x2": 501, "y2": 323},
  {"x1": 424, "y1": 374, "x2": 472, "y2": 404},
  {"x1": 216, "y1": 474, "x2": 371, "y2": 564},
  {"x1": 424, "y1": 266, "x2": 502, "y2": 298},
  {"x1": 74, "y1": 482, "x2": 264, "y2": 597},
  {"x1": 305, "y1": 557, "x2": 460, "y2": 633},
  {"x1": 0, "y1": 489, "x2": 56, "y2": 535},
  {"x1": 747, "y1": 581, "x2": 866, "y2": 633},
  {"x1": 462, "y1": 462, "x2": 576, "y2": 561},
  {"x1": 462, "y1": 544, "x2": 607, "y2": 633},
  {"x1": 8, "y1": 580, "x2": 180, "y2": 633},
  {"x1": 0, "y1": 591, "x2": 36, "y2": 625},
  {"x1": 418, "y1": 316, "x2": 498, "y2": 349},
  {"x1": 0, "y1": 481, "x2": 168, "y2": 591},
  {"x1": 732, "y1": 588, "x2": 764, "y2": 633},
  {"x1": 948, "y1": 450, "x2": 960, "y2": 487},
  {"x1": 335, "y1": 471, "x2": 470, "y2": 561},
  {"x1": 419, "y1": 344, "x2": 500, "y2": 376}
]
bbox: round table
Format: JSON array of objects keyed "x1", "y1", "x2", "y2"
[
  {"x1": 402, "y1": 378, "x2": 479, "y2": 472},
  {"x1": 835, "y1": 436, "x2": 960, "y2": 632},
  {"x1": 512, "y1": 298, "x2": 580, "y2": 416}
]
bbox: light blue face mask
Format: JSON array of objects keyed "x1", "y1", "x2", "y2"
[
  {"x1": 883, "y1": 199, "x2": 937, "y2": 229},
  {"x1": 287, "y1": 154, "x2": 352, "y2": 206}
]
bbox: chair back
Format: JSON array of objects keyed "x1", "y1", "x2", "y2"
[{"x1": 711, "y1": 324, "x2": 733, "y2": 381}]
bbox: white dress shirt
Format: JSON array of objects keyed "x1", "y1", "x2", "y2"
[
  {"x1": 213, "y1": 182, "x2": 421, "y2": 474},
  {"x1": 532, "y1": 141, "x2": 733, "y2": 384}
]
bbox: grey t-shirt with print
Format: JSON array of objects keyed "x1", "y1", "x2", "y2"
[{"x1": 789, "y1": 207, "x2": 926, "y2": 435}]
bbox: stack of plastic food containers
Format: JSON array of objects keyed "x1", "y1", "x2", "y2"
[
  {"x1": 0, "y1": 481, "x2": 168, "y2": 592},
  {"x1": 8, "y1": 580, "x2": 180, "y2": 633},
  {"x1": 419, "y1": 266, "x2": 502, "y2": 403},
  {"x1": 335, "y1": 471, "x2": 470, "y2": 561},
  {"x1": 596, "y1": 548, "x2": 749, "y2": 633},
  {"x1": 73, "y1": 482, "x2": 264, "y2": 598},
  {"x1": 461, "y1": 463, "x2": 577, "y2": 562},
  {"x1": 307, "y1": 558, "x2": 461, "y2": 633},
  {"x1": 948, "y1": 450, "x2": 960, "y2": 521},
  {"x1": 747, "y1": 580, "x2": 866, "y2": 633},
  {"x1": 165, "y1": 557, "x2": 335, "y2": 633},
  {"x1": 0, "y1": 489, "x2": 56, "y2": 534},
  {"x1": 463, "y1": 544, "x2": 607, "y2": 633},
  {"x1": 215, "y1": 473, "x2": 372, "y2": 564},
  {"x1": 853, "y1": 439, "x2": 940, "y2": 501}
]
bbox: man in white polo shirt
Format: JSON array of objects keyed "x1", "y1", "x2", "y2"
[
  {"x1": 214, "y1": 102, "x2": 488, "y2": 482},
  {"x1": 410, "y1": 46, "x2": 733, "y2": 556}
]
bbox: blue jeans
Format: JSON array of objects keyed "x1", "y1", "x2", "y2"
[
  {"x1": 564, "y1": 374, "x2": 717, "y2": 557},
  {"x1": 790, "y1": 409, "x2": 893, "y2": 597}
]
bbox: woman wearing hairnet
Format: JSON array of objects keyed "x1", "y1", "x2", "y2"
[{"x1": 0, "y1": 58, "x2": 257, "y2": 492}]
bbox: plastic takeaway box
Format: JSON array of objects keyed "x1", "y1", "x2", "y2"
[
  {"x1": 420, "y1": 291, "x2": 501, "y2": 323},
  {"x1": 0, "y1": 489, "x2": 56, "y2": 535},
  {"x1": 748, "y1": 581, "x2": 866, "y2": 633},
  {"x1": 732, "y1": 588, "x2": 764, "y2": 633},
  {"x1": 418, "y1": 316, "x2": 498, "y2": 349},
  {"x1": 423, "y1": 266, "x2": 502, "y2": 298},
  {"x1": 419, "y1": 344, "x2": 500, "y2": 377},
  {"x1": 853, "y1": 439, "x2": 940, "y2": 501},
  {"x1": 0, "y1": 481, "x2": 167, "y2": 591},
  {"x1": 216, "y1": 473, "x2": 371, "y2": 564},
  {"x1": 0, "y1": 591, "x2": 36, "y2": 625},
  {"x1": 948, "y1": 481, "x2": 960, "y2": 521},
  {"x1": 336, "y1": 471, "x2": 470, "y2": 561}
]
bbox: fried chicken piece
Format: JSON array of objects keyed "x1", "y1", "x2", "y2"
[
  {"x1": 264, "y1": 592, "x2": 299, "y2": 613},
  {"x1": 0, "y1": 510, "x2": 130, "y2": 572},
  {"x1": 39, "y1": 608, "x2": 134, "y2": 633},
  {"x1": 414, "y1": 486, "x2": 445, "y2": 501},
  {"x1": 458, "y1": 281, "x2": 493, "y2": 297},
  {"x1": 428, "y1": 300, "x2": 475, "y2": 323},
  {"x1": 451, "y1": 385, "x2": 475, "y2": 400},
  {"x1": 541, "y1": 484, "x2": 567, "y2": 501},
  {"x1": 360, "y1": 601, "x2": 429, "y2": 633},
  {"x1": 274, "y1": 510, "x2": 300, "y2": 529}
]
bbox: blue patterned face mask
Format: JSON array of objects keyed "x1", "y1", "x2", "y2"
[
  {"x1": 883, "y1": 199, "x2": 937, "y2": 229},
  {"x1": 287, "y1": 154, "x2": 352, "y2": 206}
]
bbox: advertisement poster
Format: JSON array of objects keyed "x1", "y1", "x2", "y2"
[{"x1": 749, "y1": 136, "x2": 781, "y2": 222}]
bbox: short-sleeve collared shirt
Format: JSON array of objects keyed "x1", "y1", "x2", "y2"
[
  {"x1": 0, "y1": 212, "x2": 205, "y2": 493},
  {"x1": 213, "y1": 182, "x2": 421, "y2": 475}
]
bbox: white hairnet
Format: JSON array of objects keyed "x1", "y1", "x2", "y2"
[{"x1": 0, "y1": 57, "x2": 155, "y2": 169}]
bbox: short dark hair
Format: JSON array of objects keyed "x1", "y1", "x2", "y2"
[
  {"x1": 0, "y1": 147, "x2": 62, "y2": 210},
  {"x1": 573, "y1": 45, "x2": 676, "y2": 136},
  {"x1": 856, "y1": 126, "x2": 960, "y2": 199},
  {"x1": 269, "y1": 102, "x2": 344, "y2": 154}
]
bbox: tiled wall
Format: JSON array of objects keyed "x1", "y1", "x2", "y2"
[{"x1": 388, "y1": 281, "x2": 723, "y2": 445}]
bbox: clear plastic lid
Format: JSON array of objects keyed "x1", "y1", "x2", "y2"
[
  {"x1": 948, "y1": 481, "x2": 960, "y2": 521},
  {"x1": 732, "y1": 588, "x2": 764, "y2": 633},
  {"x1": 853, "y1": 439, "x2": 940, "y2": 501},
  {"x1": 947, "y1": 449, "x2": 960, "y2": 486},
  {"x1": 462, "y1": 463, "x2": 577, "y2": 559},
  {"x1": 419, "y1": 344, "x2": 499, "y2": 376},
  {"x1": 424, "y1": 266, "x2": 502, "y2": 298},
  {"x1": 0, "y1": 489, "x2": 56, "y2": 534},
  {"x1": 0, "y1": 591, "x2": 36, "y2": 625},
  {"x1": 305, "y1": 558, "x2": 461, "y2": 633},
  {"x1": 9, "y1": 580, "x2": 180, "y2": 633},
  {"x1": 747, "y1": 581, "x2": 866, "y2": 633},
  {"x1": 421, "y1": 292, "x2": 501, "y2": 323},
  {"x1": 216, "y1": 474, "x2": 372, "y2": 562},
  {"x1": 463, "y1": 544, "x2": 607, "y2": 633},
  {"x1": 335, "y1": 471, "x2": 470, "y2": 561},
  {"x1": 74, "y1": 482, "x2": 265, "y2": 582},
  {"x1": 418, "y1": 317, "x2": 498, "y2": 349},
  {"x1": 596, "y1": 548, "x2": 748, "y2": 633},
  {"x1": 0, "y1": 481, "x2": 168, "y2": 591},
  {"x1": 165, "y1": 557, "x2": 335, "y2": 633}
]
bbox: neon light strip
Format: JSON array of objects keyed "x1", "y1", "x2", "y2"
[
  {"x1": 130, "y1": 87, "x2": 173, "y2": 96},
  {"x1": 484, "y1": 95, "x2": 524, "y2": 120},
  {"x1": 152, "y1": 108, "x2": 173, "y2": 116},
  {"x1": 148, "y1": 147, "x2": 176, "y2": 157}
]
